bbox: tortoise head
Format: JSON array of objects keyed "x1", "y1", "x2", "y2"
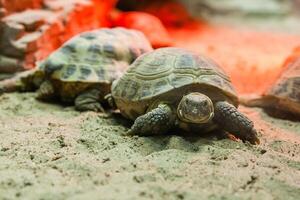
[{"x1": 177, "y1": 92, "x2": 214, "y2": 124}]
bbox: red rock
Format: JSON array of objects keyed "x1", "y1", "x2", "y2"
[
  {"x1": 0, "y1": 0, "x2": 43, "y2": 15},
  {"x1": 141, "y1": 0, "x2": 191, "y2": 27},
  {"x1": 0, "y1": 8, "x2": 6, "y2": 19},
  {"x1": 0, "y1": 22, "x2": 26, "y2": 58},
  {"x1": 282, "y1": 46, "x2": 300, "y2": 68},
  {"x1": 0, "y1": 0, "x2": 116, "y2": 73},
  {"x1": 2, "y1": 10, "x2": 53, "y2": 31},
  {"x1": 15, "y1": 32, "x2": 44, "y2": 53},
  {"x1": 0, "y1": 10, "x2": 55, "y2": 58},
  {"x1": 111, "y1": 11, "x2": 172, "y2": 48},
  {"x1": 118, "y1": 0, "x2": 191, "y2": 27}
]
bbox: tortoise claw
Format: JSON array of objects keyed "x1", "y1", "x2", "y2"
[
  {"x1": 122, "y1": 129, "x2": 135, "y2": 136},
  {"x1": 249, "y1": 132, "x2": 260, "y2": 145},
  {"x1": 243, "y1": 129, "x2": 260, "y2": 145},
  {"x1": 247, "y1": 137, "x2": 260, "y2": 145}
]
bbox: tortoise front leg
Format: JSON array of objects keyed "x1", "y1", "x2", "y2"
[
  {"x1": 213, "y1": 101, "x2": 260, "y2": 145},
  {"x1": 75, "y1": 88, "x2": 105, "y2": 112},
  {"x1": 126, "y1": 104, "x2": 175, "y2": 136}
]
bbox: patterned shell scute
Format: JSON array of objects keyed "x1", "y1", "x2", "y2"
[
  {"x1": 266, "y1": 58, "x2": 300, "y2": 103},
  {"x1": 113, "y1": 47, "x2": 237, "y2": 101},
  {"x1": 39, "y1": 28, "x2": 153, "y2": 83}
]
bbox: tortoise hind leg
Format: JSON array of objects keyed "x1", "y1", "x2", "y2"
[
  {"x1": 0, "y1": 78, "x2": 20, "y2": 94},
  {"x1": 36, "y1": 80, "x2": 55, "y2": 100},
  {"x1": 0, "y1": 69, "x2": 37, "y2": 94},
  {"x1": 213, "y1": 101, "x2": 260, "y2": 145},
  {"x1": 104, "y1": 93, "x2": 117, "y2": 109},
  {"x1": 239, "y1": 94, "x2": 277, "y2": 108},
  {"x1": 75, "y1": 88, "x2": 105, "y2": 112}
]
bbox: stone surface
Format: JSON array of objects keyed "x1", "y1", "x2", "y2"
[
  {"x1": 2, "y1": 10, "x2": 53, "y2": 31},
  {"x1": 0, "y1": 11, "x2": 55, "y2": 58},
  {"x1": 0, "y1": 55, "x2": 23, "y2": 73},
  {"x1": 111, "y1": 11, "x2": 172, "y2": 48},
  {"x1": 116, "y1": 0, "x2": 191, "y2": 27},
  {"x1": 0, "y1": 0, "x2": 43, "y2": 15},
  {"x1": 0, "y1": 0, "x2": 116, "y2": 72}
]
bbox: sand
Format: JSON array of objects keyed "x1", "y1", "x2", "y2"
[{"x1": 0, "y1": 92, "x2": 299, "y2": 200}]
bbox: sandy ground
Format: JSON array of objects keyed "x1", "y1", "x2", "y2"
[{"x1": 0, "y1": 92, "x2": 299, "y2": 200}]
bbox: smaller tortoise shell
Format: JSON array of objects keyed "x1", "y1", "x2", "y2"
[
  {"x1": 264, "y1": 57, "x2": 300, "y2": 114},
  {"x1": 112, "y1": 47, "x2": 238, "y2": 120},
  {"x1": 39, "y1": 27, "x2": 153, "y2": 83}
]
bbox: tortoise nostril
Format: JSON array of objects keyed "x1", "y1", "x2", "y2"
[{"x1": 192, "y1": 108, "x2": 197, "y2": 114}]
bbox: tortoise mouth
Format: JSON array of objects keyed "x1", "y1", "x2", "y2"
[
  {"x1": 177, "y1": 109, "x2": 214, "y2": 124},
  {"x1": 196, "y1": 112, "x2": 214, "y2": 123}
]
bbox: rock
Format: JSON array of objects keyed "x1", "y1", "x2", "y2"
[
  {"x1": 0, "y1": 55, "x2": 23, "y2": 73},
  {"x1": 13, "y1": 32, "x2": 44, "y2": 54},
  {"x1": 2, "y1": 10, "x2": 54, "y2": 31},
  {"x1": 111, "y1": 11, "x2": 172, "y2": 48},
  {"x1": 116, "y1": 0, "x2": 191, "y2": 27},
  {"x1": 0, "y1": 22, "x2": 26, "y2": 58},
  {"x1": 0, "y1": 0, "x2": 43, "y2": 15},
  {"x1": 0, "y1": 8, "x2": 6, "y2": 19},
  {"x1": 179, "y1": 0, "x2": 293, "y2": 18},
  {"x1": 0, "y1": 0, "x2": 116, "y2": 73}
]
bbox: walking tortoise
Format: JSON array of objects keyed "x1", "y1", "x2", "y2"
[
  {"x1": 0, "y1": 28, "x2": 153, "y2": 111},
  {"x1": 109, "y1": 47, "x2": 260, "y2": 144}
]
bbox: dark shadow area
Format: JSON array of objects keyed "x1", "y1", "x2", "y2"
[{"x1": 109, "y1": 111, "x2": 132, "y2": 127}]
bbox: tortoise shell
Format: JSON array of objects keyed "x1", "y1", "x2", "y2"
[
  {"x1": 31, "y1": 28, "x2": 153, "y2": 101},
  {"x1": 264, "y1": 57, "x2": 300, "y2": 115},
  {"x1": 112, "y1": 47, "x2": 238, "y2": 120},
  {"x1": 39, "y1": 27, "x2": 153, "y2": 83}
]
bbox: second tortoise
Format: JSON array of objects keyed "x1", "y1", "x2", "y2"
[
  {"x1": 241, "y1": 53, "x2": 300, "y2": 119},
  {"x1": 0, "y1": 28, "x2": 153, "y2": 111}
]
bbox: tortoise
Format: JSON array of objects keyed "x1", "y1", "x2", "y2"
[
  {"x1": 0, "y1": 27, "x2": 153, "y2": 111},
  {"x1": 109, "y1": 47, "x2": 260, "y2": 144},
  {"x1": 240, "y1": 55, "x2": 300, "y2": 119}
]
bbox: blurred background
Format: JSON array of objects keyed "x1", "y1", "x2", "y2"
[{"x1": 1, "y1": 0, "x2": 300, "y2": 94}]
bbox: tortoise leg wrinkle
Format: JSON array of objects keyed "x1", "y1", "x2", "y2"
[
  {"x1": 36, "y1": 80, "x2": 55, "y2": 100},
  {"x1": 126, "y1": 104, "x2": 175, "y2": 136},
  {"x1": 75, "y1": 88, "x2": 105, "y2": 112},
  {"x1": 105, "y1": 94, "x2": 117, "y2": 109},
  {"x1": 214, "y1": 101, "x2": 260, "y2": 145}
]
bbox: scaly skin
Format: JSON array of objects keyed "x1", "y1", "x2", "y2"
[
  {"x1": 126, "y1": 104, "x2": 175, "y2": 136},
  {"x1": 213, "y1": 101, "x2": 260, "y2": 144},
  {"x1": 126, "y1": 101, "x2": 260, "y2": 145},
  {"x1": 36, "y1": 80, "x2": 55, "y2": 100},
  {"x1": 74, "y1": 88, "x2": 105, "y2": 112},
  {"x1": 105, "y1": 94, "x2": 117, "y2": 110}
]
